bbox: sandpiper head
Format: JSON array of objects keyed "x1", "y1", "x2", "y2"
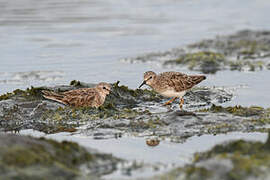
[
  {"x1": 96, "y1": 82, "x2": 112, "y2": 95},
  {"x1": 139, "y1": 71, "x2": 157, "y2": 88}
]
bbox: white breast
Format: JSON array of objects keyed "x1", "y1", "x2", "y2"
[{"x1": 159, "y1": 90, "x2": 186, "y2": 98}]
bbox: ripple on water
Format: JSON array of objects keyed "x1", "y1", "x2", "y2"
[{"x1": 0, "y1": 70, "x2": 65, "y2": 85}]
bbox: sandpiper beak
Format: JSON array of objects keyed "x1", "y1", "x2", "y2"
[{"x1": 139, "y1": 80, "x2": 146, "y2": 88}]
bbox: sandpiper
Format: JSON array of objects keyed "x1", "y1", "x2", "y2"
[
  {"x1": 42, "y1": 82, "x2": 112, "y2": 107},
  {"x1": 139, "y1": 71, "x2": 206, "y2": 109}
]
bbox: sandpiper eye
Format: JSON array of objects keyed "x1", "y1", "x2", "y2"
[
  {"x1": 149, "y1": 76, "x2": 152, "y2": 79},
  {"x1": 103, "y1": 87, "x2": 106, "y2": 90}
]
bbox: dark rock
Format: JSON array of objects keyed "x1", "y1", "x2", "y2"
[{"x1": 0, "y1": 133, "x2": 120, "y2": 180}]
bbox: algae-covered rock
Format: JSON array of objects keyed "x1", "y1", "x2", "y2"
[
  {"x1": 0, "y1": 133, "x2": 120, "y2": 180},
  {"x1": 153, "y1": 133, "x2": 270, "y2": 180},
  {"x1": 123, "y1": 30, "x2": 270, "y2": 73},
  {"x1": 0, "y1": 81, "x2": 232, "y2": 136},
  {"x1": 79, "y1": 103, "x2": 270, "y2": 142},
  {"x1": 158, "y1": 105, "x2": 269, "y2": 142},
  {"x1": 0, "y1": 86, "x2": 46, "y2": 101},
  {"x1": 164, "y1": 51, "x2": 226, "y2": 74},
  {"x1": 0, "y1": 81, "x2": 161, "y2": 133},
  {"x1": 199, "y1": 104, "x2": 265, "y2": 117},
  {"x1": 189, "y1": 30, "x2": 270, "y2": 58},
  {"x1": 1, "y1": 81, "x2": 270, "y2": 142}
]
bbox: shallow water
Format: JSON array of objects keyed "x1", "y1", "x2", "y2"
[
  {"x1": 204, "y1": 70, "x2": 270, "y2": 108},
  {"x1": 1, "y1": 0, "x2": 270, "y2": 178},
  {"x1": 19, "y1": 129, "x2": 268, "y2": 179},
  {"x1": 21, "y1": 130, "x2": 267, "y2": 165},
  {"x1": 1, "y1": 0, "x2": 270, "y2": 93}
]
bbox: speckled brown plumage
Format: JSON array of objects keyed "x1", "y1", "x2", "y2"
[
  {"x1": 139, "y1": 71, "x2": 206, "y2": 109},
  {"x1": 42, "y1": 82, "x2": 111, "y2": 108},
  {"x1": 152, "y1": 71, "x2": 206, "y2": 93}
]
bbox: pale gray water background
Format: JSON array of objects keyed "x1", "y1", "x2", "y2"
[
  {"x1": 1, "y1": 0, "x2": 270, "y2": 178},
  {"x1": 1, "y1": 0, "x2": 270, "y2": 107}
]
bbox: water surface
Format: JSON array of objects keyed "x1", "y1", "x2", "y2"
[
  {"x1": 1, "y1": 0, "x2": 270, "y2": 95},
  {"x1": 1, "y1": 1, "x2": 270, "y2": 178},
  {"x1": 19, "y1": 130, "x2": 268, "y2": 179}
]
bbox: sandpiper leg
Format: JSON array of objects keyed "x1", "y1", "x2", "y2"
[
  {"x1": 179, "y1": 98, "x2": 184, "y2": 110},
  {"x1": 163, "y1": 97, "x2": 177, "y2": 106}
]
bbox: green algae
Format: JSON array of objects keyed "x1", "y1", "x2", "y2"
[
  {"x1": 0, "y1": 134, "x2": 120, "y2": 180},
  {"x1": 125, "y1": 30, "x2": 270, "y2": 73},
  {"x1": 199, "y1": 104, "x2": 264, "y2": 117},
  {"x1": 127, "y1": 116, "x2": 164, "y2": 131},
  {"x1": 227, "y1": 39, "x2": 270, "y2": 57},
  {"x1": 164, "y1": 51, "x2": 226, "y2": 74},
  {"x1": 0, "y1": 104, "x2": 21, "y2": 121},
  {"x1": 191, "y1": 135, "x2": 270, "y2": 180},
  {"x1": 229, "y1": 60, "x2": 264, "y2": 71},
  {"x1": 39, "y1": 100, "x2": 155, "y2": 134},
  {"x1": 3, "y1": 145, "x2": 53, "y2": 167},
  {"x1": 207, "y1": 123, "x2": 235, "y2": 134},
  {"x1": 185, "y1": 166, "x2": 213, "y2": 180},
  {"x1": 189, "y1": 34, "x2": 270, "y2": 57},
  {"x1": 146, "y1": 117, "x2": 165, "y2": 129},
  {"x1": 194, "y1": 140, "x2": 264, "y2": 162},
  {"x1": 1, "y1": 82, "x2": 269, "y2": 140},
  {"x1": 187, "y1": 31, "x2": 270, "y2": 72},
  {"x1": 43, "y1": 105, "x2": 151, "y2": 122},
  {"x1": 112, "y1": 81, "x2": 161, "y2": 102},
  {"x1": 39, "y1": 125, "x2": 78, "y2": 134},
  {"x1": 193, "y1": 105, "x2": 270, "y2": 137},
  {"x1": 70, "y1": 80, "x2": 82, "y2": 86},
  {"x1": 154, "y1": 133, "x2": 270, "y2": 180},
  {"x1": 162, "y1": 50, "x2": 267, "y2": 73},
  {"x1": 154, "y1": 166, "x2": 213, "y2": 180},
  {"x1": 41, "y1": 138, "x2": 93, "y2": 167},
  {"x1": 0, "y1": 82, "x2": 162, "y2": 134},
  {"x1": 0, "y1": 86, "x2": 46, "y2": 101},
  {"x1": 0, "y1": 92, "x2": 13, "y2": 101},
  {"x1": 248, "y1": 108, "x2": 270, "y2": 125}
]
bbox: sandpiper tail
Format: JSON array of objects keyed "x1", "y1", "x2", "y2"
[{"x1": 42, "y1": 90, "x2": 67, "y2": 105}]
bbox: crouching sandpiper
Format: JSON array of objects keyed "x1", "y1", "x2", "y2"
[
  {"x1": 42, "y1": 82, "x2": 113, "y2": 108},
  {"x1": 139, "y1": 71, "x2": 206, "y2": 110}
]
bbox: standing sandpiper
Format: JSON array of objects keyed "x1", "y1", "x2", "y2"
[
  {"x1": 42, "y1": 82, "x2": 112, "y2": 108},
  {"x1": 139, "y1": 71, "x2": 206, "y2": 110}
]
